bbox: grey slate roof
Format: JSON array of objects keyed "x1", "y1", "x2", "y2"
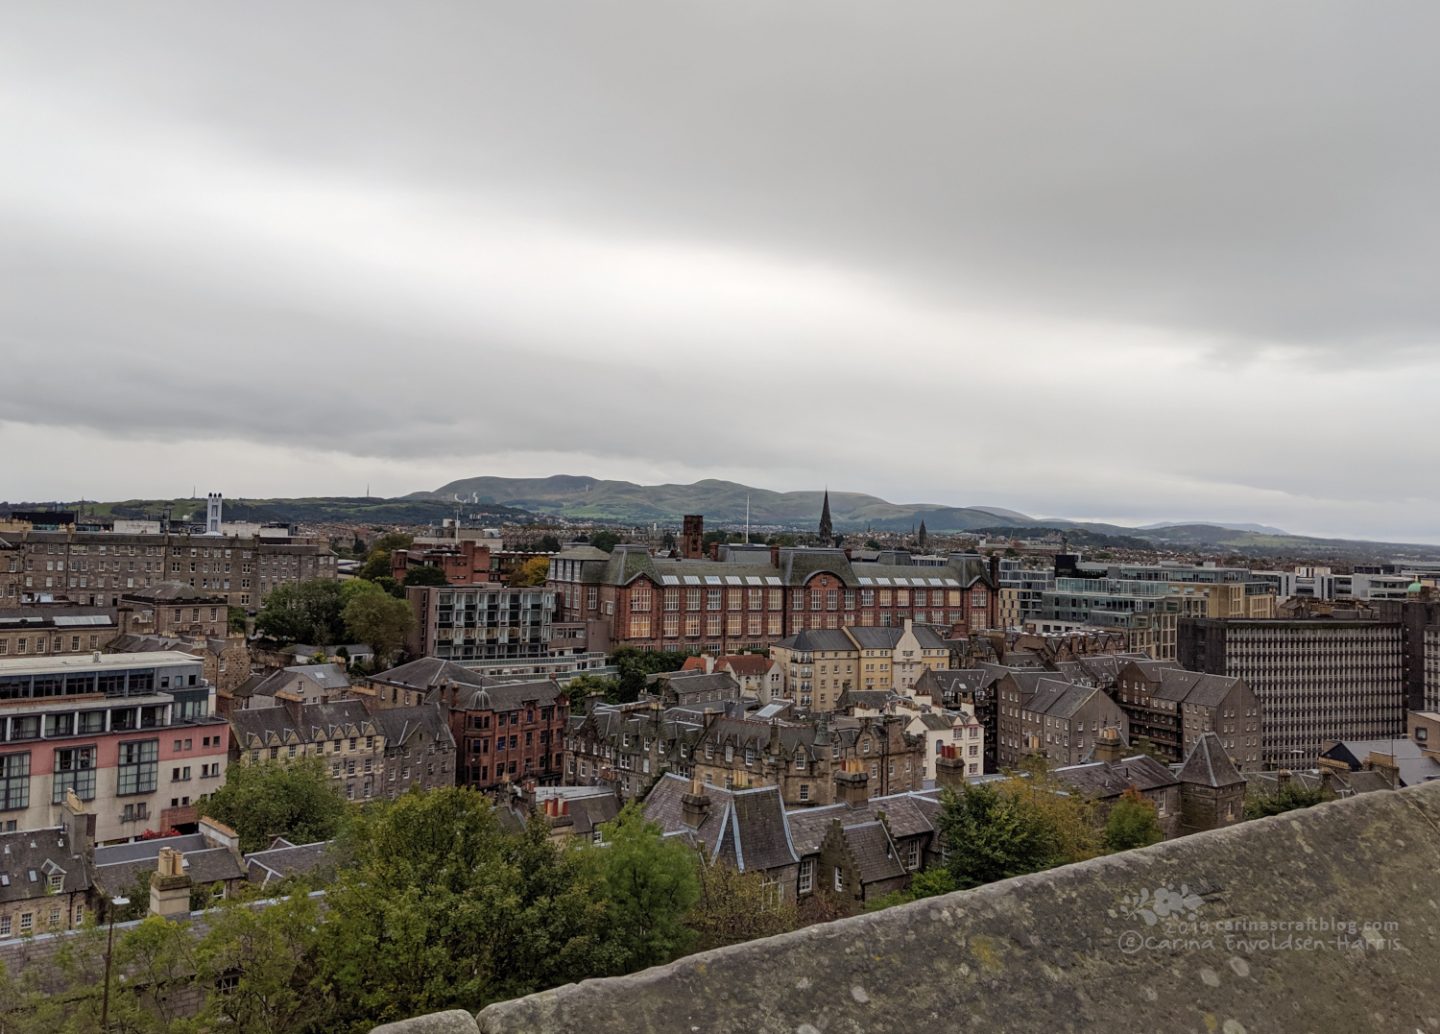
[
  {"x1": 1053, "y1": 755, "x2": 1179, "y2": 798},
  {"x1": 915, "y1": 668, "x2": 997, "y2": 701},
  {"x1": 372, "y1": 657, "x2": 488, "y2": 691},
  {"x1": 450, "y1": 678, "x2": 565, "y2": 712},
  {"x1": 1152, "y1": 669, "x2": 1244, "y2": 707},
  {"x1": 228, "y1": 699, "x2": 374, "y2": 749},
  {"x1": 773, "y1": 629, "x2": 859, "y2": 653},
  {"x1": 94, "y1": 834, "x2": 246, "y2": 895},
  {"x1": 643, "y1": 774, "x2": 798, "y2": 873},
  {"x1": 841, "y1": 820, "x2": 907, "y2": 883},
  {"x1": 784, "y1": 791, "x2": 942, "y2": 855},
  {"x1": 0, "y1": 828, "x2": 91, "y2": 903},
  {"x1": 1178, "y1": 733, "x2": 1245, "y2": 788},
  {"x1": 1026, "y1": 679, "x2": 1099, "y2": 720},
  {"x1": 244, "y1": 838, "x2": 339, "y2": 888},
  {"x1": 834, "y1": 689, "x2": 896, "y2": 712},
  {"x1": 370, "y1": 703, "x2": 455, "y2": 751},
  {"x1": 845, "y1": 627, "x2": 904, "y2": 650}
]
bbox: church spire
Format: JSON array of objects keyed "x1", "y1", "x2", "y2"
[
  {"x1": 818, "y1": 489, "x2": 833, "y2": 543},
  {"x1": 918, "y1": 518, "x2": 928, "y2": 550}
]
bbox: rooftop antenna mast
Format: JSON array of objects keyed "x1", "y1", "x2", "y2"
[{"x1": 745, "y1": 494, "x2": 750, "y2": 544}]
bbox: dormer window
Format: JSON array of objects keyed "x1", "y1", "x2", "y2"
[{"x1": 47, "y1": 873, "x2": 63, "y2": 892}]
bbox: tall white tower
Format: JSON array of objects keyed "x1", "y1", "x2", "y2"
[{"x1": 206, "y1": 493, "x2": 223, "y2": 535}]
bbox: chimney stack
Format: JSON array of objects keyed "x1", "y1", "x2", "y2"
[
  {"x1": 1092, "y1": 726, "x2": 1126, "y2": 764},
  {"x1": 935, "y1": 743, "x2": 969, "y2": 790},
  {"x1": 60, "y1": 790, "x2": 94, "y2": 854},
  {"x1": 834, "y1": 760, "x2": 870, "y2": 806},
  {"x1": 681, "y1": 785, "x2": 711, "y2": 830},
  {"x1": 149, "y1": 848, "x2": 193, "y2": 919}
]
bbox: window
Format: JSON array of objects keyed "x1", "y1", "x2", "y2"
[
  {"x1": 0, "y1": 916, "x2": 9, "y2": 937},
  {"x1": 47, "y1": 872, "x2": 64, "y2": 892},
  {"x1": 117, "y1": 740, "x2": 159, "y2": 796},
  {"x1": 833, "y1": 866, "x2": 844, "y2": 893},
  {"x1": 906, "y1": 840, "x2": 920, "y2": 870},
  {"x1": 52, "y1": 746, "x2": 97, "y2": 803},
  {"x1": 18, "y1": 913, "x2": 31, "y2": 934},
  {"x1": 799, "y1": 858, "x2": 814, "y2": 894},
  {"x1": 0, "y1": 753, "x2": 29, "y2": 810},
  {"x1": 798, "y1": 783, "x2": 810, "y2": 801}
]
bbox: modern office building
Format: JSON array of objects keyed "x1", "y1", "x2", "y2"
[
  {"x1": 0, "y1": 651, "x2": 229, "y2": 842},
  {"x1": 405, "y1": 585, "x2": 557, "y2": 661}
]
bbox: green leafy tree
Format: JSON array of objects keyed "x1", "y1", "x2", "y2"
[
  {"x1": 316, "y1": 789, "x2": 619, "y2": 1031},
  {"x1": 1104, "y1": 788, "x2": 1165, "y2": 851},
  {"x1": 613, "y1": 647, "x2": 693, "y2": 703},
  {"x1": 196, "y1": 893, "x2": 326, "y2": 1034},
  {"x1": 937, "y1": 784, "x2": 1063, "y2": 890},
  {"x1": 255, "y1": 579, "x2": 347, "y2": 645},
  {"x1": 358, "y1": 532, "x2": 414, "y2": 582},
  {"x1": 588, "y1": 530, "x2": 621, "y2": 553},
  {"x1": 1000, "y1": 768, "x2": 1101, "y2": 866},
  {"x1": 535, "y1": 533, "x2": 562, "y2": 553},
  {"x1": 371, "y1": 574, "x2": 403, "y2": 598},
  {"x1": 198, "y1": 757, "x2": 347, "y2": 853},
  {"x1": 1244, "y1": 781, "x2": 1333, "y2": 820},
  {"x1": 864, "y1": 865, "x2": 959, "y2": 912},
  {"x1": 115, "y1": 916, "x2": 205, "y2": 1033},
  {"x1": 591, "y1": 804, "x2": 700, "y2": 970},
  {"x1": 227, "y1": 606, "x2": 248, "y2": 634},
  {"x1": 686, "y1": 859, "x2": 797, "y2": 952},
  {"x1": 341, "y1": 580, "x2": 414, "y2": 666},
  {"x1": 564, "y1": 674, "x2": 623, "y2": 710},
  {"x1": 402, "y1": 565, "x2": 450, "y2": 587}
]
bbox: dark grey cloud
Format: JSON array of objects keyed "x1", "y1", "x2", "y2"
[{"x1": 2, "y1": 2, "x2": 1437, "y2": 540}]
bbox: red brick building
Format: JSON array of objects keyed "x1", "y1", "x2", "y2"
[
  {"x1": 391, "y1": 540, "x2": 494, "y2": 586},
  {"x1": 548, "y1": 545, "x2": 998, "y2": 655},
  {"x1": 446, "y1": 678, "x2": 569, "y2": 793}
]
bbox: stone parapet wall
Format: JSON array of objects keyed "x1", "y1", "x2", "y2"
[{"x1": 378, "y1": 781, "x2": 1440, "y2": 1033}]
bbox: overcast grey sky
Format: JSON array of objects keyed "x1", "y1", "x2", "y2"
[{"x1": 3, "y1": 2, "x2": 1437, "y2": 541}]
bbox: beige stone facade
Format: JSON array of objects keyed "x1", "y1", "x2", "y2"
[{"x1": 9, "y1": 531, "x2": 336, "y2": 612}]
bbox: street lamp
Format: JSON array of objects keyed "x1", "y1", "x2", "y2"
[{"x1": 101, "y1": 895, "x2": 130, "y2": 1032}]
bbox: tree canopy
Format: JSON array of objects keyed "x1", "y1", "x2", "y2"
[
  {"x1": 402, "y1": 565, "x2": 450, "y2": 587},
  {"x1": 507, "y1": 556, "x2": 550, "y2": 587},
  {"x1": 1104, "y1": 788, "x2": 1165, "y2": 851},
  {"x1": 197, "y1": 757, "x2": 347, "y2": 853},
  {"x1": 316, "y1": 788, "x2": 622, "y2": 1029},
  {"x1": 594, "y1": 804, "x2": 701, "y2": 970},
  {"x1": 613, "y1": 647, "x2": 693, "y2": 703},
  {"x1": 255, "y1": 579, "x2": 347, "y2": 645},
  {"x1": 357, "y1": 532, "x2": 413, "y2": 582},
  {"x1": 587, "y1": 530, "x2": 621, "y2": 553},
  {"x1": 341, "y1": 580, "x2": 413, "y2": 665},
  {"x1": 1244, "y1": 780, "x2": 1333, "y2": 820}
]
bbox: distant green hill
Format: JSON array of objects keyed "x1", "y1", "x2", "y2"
[
  {"x1": 413, "y1": 475, "x2": 1440, "y2": 558},
  {"x1": 418, "y1": 475, "x2": 1036, "y2": 532}
]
